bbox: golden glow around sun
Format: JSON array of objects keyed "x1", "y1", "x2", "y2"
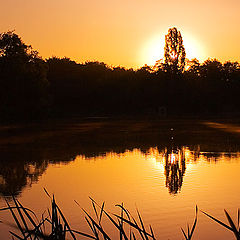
[
  {"x1": 141, "y1": 32, "x2": 206, "y2": 66},
  {"x1": 141, "y1": 35, "x2": 165, "y2": 66},
  {"x1": 182, "y1": 33, "x2": 206, "y2": 62}
]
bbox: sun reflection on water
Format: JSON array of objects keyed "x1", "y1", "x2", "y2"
[
  {"x1": 1, "y1": 145, "x2": 240, "y2": 240},
  {"x1": 73, "y1": 146, "x2": 240, "y2": 196}
]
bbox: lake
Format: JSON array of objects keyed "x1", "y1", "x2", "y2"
[{"x1": 0, "y1": 118, "x2": 240, "y2": 239}]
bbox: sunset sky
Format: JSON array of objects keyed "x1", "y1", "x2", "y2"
[{"x1": 1, "y1": 0, "x2": 240, "y2": 68}]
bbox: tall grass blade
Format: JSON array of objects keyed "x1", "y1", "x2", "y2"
[
  {"x1": 41, "y1": 213, "x2": 45, "y2": 234},
  {"x1": 189, "y1": 206, "x2": 198, "y2": 239},
  {"x1": 116, "y1": 204, "x2": 131, "y2": 221},
  {"x1": 24, "y1": 218, "x2": 48, "y2": 239},
  {"x1": 71, "y1": 229, "x2": 97, "y2": 239},
  {"x1": 181, "y1": 228, "x2": 188, "y2": 240},
  {"x1": 120, "y1": 203, "x2": 124, "y2": 240},
  {"x1": 224, "y1": 210, "x2": 240, "y2": 240},
  {"x1": 91, "y1": 221, "x2": 100, "y2": 240},
  {"x1": 15, "y1": 199, "x2": 39, "y2": 230},
  {"x1": 9, "y1": 231, "x2": 24, "y2": 240},
  {"x1": 117, "y1": 218, "x2": 128, "y2": 240},
  {"x1": 0, "y1": 206, "x2": 35, "y2": 215},
  {"x1": 201, "y1": 210, "x2": 232, "y2": 231},
  {"x1": 88, "y1": 197, "x2": 129, "y2": 239},
  {"x1": 55, "y1": 203, "x2": 76, "y2": 240},
  {"x1": 85, "y1": 216, "x2": 96, "y2": 234},
  {"x1": 149, "y1": 225, "x2": 156, "y2": 240},
  {"x1": 88, "y1": 197, "x2": 105, "y2": 225},
  {"x1": 129, "y1": 215, "x2": 145, "y2": 239},
  {"x1": 90, "y1": 198, "x2": 99, "y2": 221},
  {"x1": 74, "y1": 200, "x2": 81, "y2": 209},
  {"x1": 114, "y1": 214, "x2": 153, "y2": 239},
  {"x1": 43, "y1": 188, "x2": 51, "y2": 199},
  {"x1": 136, "y1": 209, "x2": 149, "y2": 240},
  {"x1": 85, "y1": 216, "x2": 101, "y2": 240},
  {"x1": 89, "y1": 198, "x2": 104, "y2": 238},
  {"x1": 181, "y1": 206, "x2": 198, "y2": 240},
  {"x1": 51, "y1": 195, "x2": 57, "y2": 235},
  {"x1": 126, "y1": 214, "x2": 144, "y2": 239},
  {"x1": 14, "y1": 211, "x2": 44, "y2": 239},
  {"x1": 100, "y1": 209, "x2": 128, "y2": 240},
  {"x1": 118, "y1": 203, "x2": 135, "y2": 239},
  {"x1": 12, "y1": 196, "x2": 32, "y2": 240},
  {"x1": 99, "y1": 202, "x2": 105, "y2": 224},
  {"x1": 81, "y1": 208, "x2": 111, "y2": 240},
  {"x1": 5, "y1": 199, "x2": 26, "y2": 239},
  {"x1": 132, "y1": 232, "x2": 137, "y2": 240},
  {"x1": 102, "y1": 209, "x2": 129, "y2": 240},
  {"x1": 64, "y1": 223, "x2": 67, "y2": 239},
  {"x1": 78, "y1": 199, "x2": 108, "y2": 240}
]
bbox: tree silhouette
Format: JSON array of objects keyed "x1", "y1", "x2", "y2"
[
  {"x1": 164, "y1": 27, "x2": 186, "y2": 73},
  {"x1": 0, "y1": 31, "x2": 49, "y2": 121},
  {"x1": 1, "y1": 30, "x2": 240, "y2": 120}
]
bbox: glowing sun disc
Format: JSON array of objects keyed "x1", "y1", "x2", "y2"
[
  {"x1": 141, "y1": 35, "x2": 165, "y2": 66},
  {"x1": 182, "y1": 33, "x2": 205, "y2": 61},
  {"x1": 141, "y1": 32, "x2": 205, "y2": 66}
]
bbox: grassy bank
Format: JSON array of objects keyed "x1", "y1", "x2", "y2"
[{"x1": 0, "y1": 191, "x2": 239, "y2": 240}]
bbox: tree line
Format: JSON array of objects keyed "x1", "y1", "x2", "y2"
[{"x1": 0, "y1": 30, "x2": 240, "y2": 122}]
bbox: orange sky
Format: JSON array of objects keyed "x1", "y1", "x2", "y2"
[{"x1": 1, "y1": 0, "x2": 240, "y2": 68}]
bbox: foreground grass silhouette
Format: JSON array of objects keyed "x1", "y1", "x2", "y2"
[{"x1": 0, "y1": 190, "x2": 239, "y2": 240}]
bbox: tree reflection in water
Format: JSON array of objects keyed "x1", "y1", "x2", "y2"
[
  {"x1": 164, "y1": 148, "x2": 186, "y2": 194},
  {"x1": 0, "y1": 144, "x2": 239, "y2": 198},
  {"x1": 0, "y1": 159, "x2": 48, "y2": 197}
]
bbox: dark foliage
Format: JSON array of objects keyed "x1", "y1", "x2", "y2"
[
  {"x1": 1, "y1": 31, "x2": 240, "y2": 122},
  {"x1": 0, "y1": 31, "x2": 49, "y2": 122},
  {"x1": 46, "y1": 56, "x2": 240, "y2": 118}
]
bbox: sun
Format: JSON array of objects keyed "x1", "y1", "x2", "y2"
[
  {"x1": 182, "y1": 32, "x2": 205, "y2": 61},
  {"x1": 141, "y1": 32, "x2": 205, "y2": 66},
  {"x1": 141, "y1": 35, "x2": 165, "y2": 66}
]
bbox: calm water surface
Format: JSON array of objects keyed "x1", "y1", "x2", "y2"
[{"x1": 0, "y1": 119, "x2": 240, "y2": 239}]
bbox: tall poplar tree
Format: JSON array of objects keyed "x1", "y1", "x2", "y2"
[{"x1": 164, "y1": 27, "x2": 186, "y2": 73}]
